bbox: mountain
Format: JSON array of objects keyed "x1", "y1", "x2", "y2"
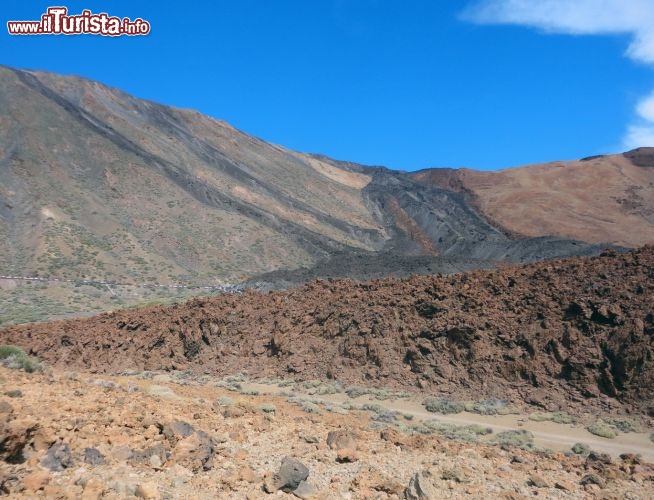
[
  {"x1": 412, "y1": 148, "x2": 654, "y2": 248},
  {"x1": 0, "y1": 64, "x2": 650, "y2": 322}
]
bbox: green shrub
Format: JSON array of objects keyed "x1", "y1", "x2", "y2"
[
  {"x1": 300, "y1": 401, "x2": 321, "y2": 414},
  {"x1": 423, "y1": 397, "x2": 464, "y2": 414},
  {"x1": 215, "y1": 396, "x2": 234, "y2": 407},
  {"x1": 345, "y1": 386, "x2": 369, "y2": 399},
  {"x1": 528, "y1": 411, "x2": 576, "y2": 424},
  {"x1": 216, "y1": 380, "x2": 242, "y2": 392},
  {"x1": 411, "y1": 420, "x2": 492, "y2": 443},
  {"x1": 325, "y1": 405, "x2": 349, "y2": 415},
  {"x1": 441, "y1": 424, "x2": 492, "y2": 443},
  {"x1": 304, "y1": 380, "x2": 342, "y2": 395},
  {"x1": 361, "y1": 403, "x2": 385, "y2": 414},
  {"x1": 571, "y1": 442, "x2": 591, "y2": 455},
  {"x1": 586, "y1": 421, "x2": 618, "y2": 439},
  {"x1": 259, "y1": 403, "x2": 276, "y2": 413},
  {"x1": 345, "y1": 386, "x2": 408, "y2": 400},
  {"x1": 371, "y1": 410, "x2": 399, "y2": 423},
  {"x1": 494, "y1": 429, "x2": 535, "y2": 449},
  {"x1": 0, "y1": 345, "x2": 42, "y2": 373},
  {"x1": 465, "y1": 399, "x2": 513, "y2": 415},
  {"x1": 0, "y1": 345, "x2": 26, "y2": 359},
  {"x1": 607, "y1": 418, "x2": 641, "y2": 433}
]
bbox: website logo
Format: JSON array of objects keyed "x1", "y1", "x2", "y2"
[{"x1": 7, "y1": 7, "x2": 151, "y2": 36}]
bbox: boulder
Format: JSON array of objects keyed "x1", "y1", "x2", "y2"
[
  {"x1": 404, "y1": 470, "x2": 438, "y2": 500},
  {"x1": 264, "y1": 456, "x2": 310, "y2": 493}
]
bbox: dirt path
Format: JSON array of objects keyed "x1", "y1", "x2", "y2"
[{"x1": 239, "y1": 380, "x2": 654, "y2": 461}]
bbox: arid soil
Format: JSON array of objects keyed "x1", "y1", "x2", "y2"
[
  {"x1": 2, "y1": 247, "x2": 653, "y2": 418},
  {"x1": 1, "y1": 365, "x2": 653, "y2": 499},
  {"x1": 412, "y1": 149, "x2": 654, "y2": 248}
]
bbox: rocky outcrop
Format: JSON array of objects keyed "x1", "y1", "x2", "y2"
[{"x1": 1, "y1": 247, "x2": 654, "y2": 414}]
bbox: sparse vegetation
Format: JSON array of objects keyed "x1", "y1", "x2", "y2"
[
  {"x1": 241, "y1": 389, "x2": 260, "y2": 396},
  {"x1": 215, "y1": 396, "x2": 234, "y2": 407},
  {"x1": 299, "y1": 401, "x2": 321, "y2": 414},
  {"x1": 361, "y1": 403, "x2": 386, "y2": 414},
  {"x1": 464, "y1": 399, "x2": 517, "y2": 416},
  {"x1": 607, "y1": 417, "x2": 641, "y2": 433},
  {"x1": 423, "y1": 397, "x2": 465, "y2": 414},
  {"x1": 286, "y1": 396, "x2": 322, "y2": 414},
  {"x1": 493, "y1": 429, "x2": 535, "y2": 450},
  {"x1": 345, "y1": 386, "x2": 409, "y2": 400},
  {"x1": 302, "y1": 380, "x2": 342, "y2": 395},
  {"x1": 571, "y1": 442, "x2": 591, "y2": 456},
  {"x1": 325, "y1": 405, "x2": 349, "y2": 415},
  {"x1": 216, "y1": 374, "x2": 248, "y2": 392},
  {"x1": 586, "y1": 421, "x2": 618, "y2": 439},
  {"x1": 528, "y1": 411, "x2": 577, "y2": 424},
  {"x1": 371, "y1": 410, "x2": 400, "y2": 423},
  {"x1": 0, "y1": 345, "x2": 42, "y2": 373},
  {"x1": 407, "y1": 420, "x2": 493, "y2": 443},
  {"x1": 259, "y1": 403, "x2": 276, "y2": 413}
]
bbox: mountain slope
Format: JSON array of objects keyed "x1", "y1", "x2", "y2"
[
  {"x1": 0, "y1": 64, "x2": 644, "y2": 322},
  {"x1": 0, "y1": 66, "x2": 387, "y2": 285},
  {"x1": 412, "y1": 149, "x2": 654, "y2": 248}
]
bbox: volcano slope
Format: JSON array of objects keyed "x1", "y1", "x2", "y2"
[
  {"x1": 0, "y1": 64, "x2": 613, "y2": 324},
  {"x1": 1, "y1": 246, "x2": 653, "y2": 417},
  {"x1": 411, "y1": 148, "x2": 654, "y2": 248}
]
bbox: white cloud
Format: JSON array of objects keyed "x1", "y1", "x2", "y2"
[
  {"x1": 637, "y1": 90, "x2": 654, "y2": 122},
  {"x1": 624, "y1": 124, "x2": 654, "y2": 149},
  {"x1": 463, "y1": 0, "x2": 654, "y2": 148},
  {"x1": 625, "y1": 90, "x2": 654, "y2": 148}
]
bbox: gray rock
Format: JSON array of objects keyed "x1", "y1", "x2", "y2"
[
  {"x1": 163, "y1": 420, "x2": 194, "y2": 442},
  {"x1": 171, "y1": 430, "x2": 216, "y2": 472},
  {"x1": 265, "y1": 456, "x2": 310, "y2": 493},
  {"x1": 84, "y1": 448, "x2": 105, "y2": 465},
  {"x1": 580, "y1": 473, "x2": 606, "y2": 488},
  {"x1": 192, "y1": 430, "x2": 215, "y2": 471},
  {"x1": 404, "y1": 470, "x2": 438, "y2": 500},
  {"x1": 293, "y1": 480, "x2": 318, "y2": 499},
  {"x1": 131, "y1": 443, "x2": 168, "y2": 465},
  {"x1": 41, "y1": 442, "x2": 73, "y2": 471}
]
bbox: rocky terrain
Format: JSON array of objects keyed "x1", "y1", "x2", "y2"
[
  {"x1": 1, "y1": 360, "x2": 653, "y2": 498},
  {"x1": 2, "y1": 246, "x2": 653, "y2": 419},
  {"x1": 1, "y1": 244, "x2": 653, "y2": 498}
]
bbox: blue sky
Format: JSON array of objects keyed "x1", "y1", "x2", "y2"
[{"x1": 3, "y1": 1, "x2": 654, "y2": 171}]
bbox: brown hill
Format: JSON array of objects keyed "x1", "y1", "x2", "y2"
[
  {"x1": 412, "y1": 149, "x2": 654, "y2": 248},
  {"x1": 2, "y1": 246, "x2": 653, "y2": 416}
]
